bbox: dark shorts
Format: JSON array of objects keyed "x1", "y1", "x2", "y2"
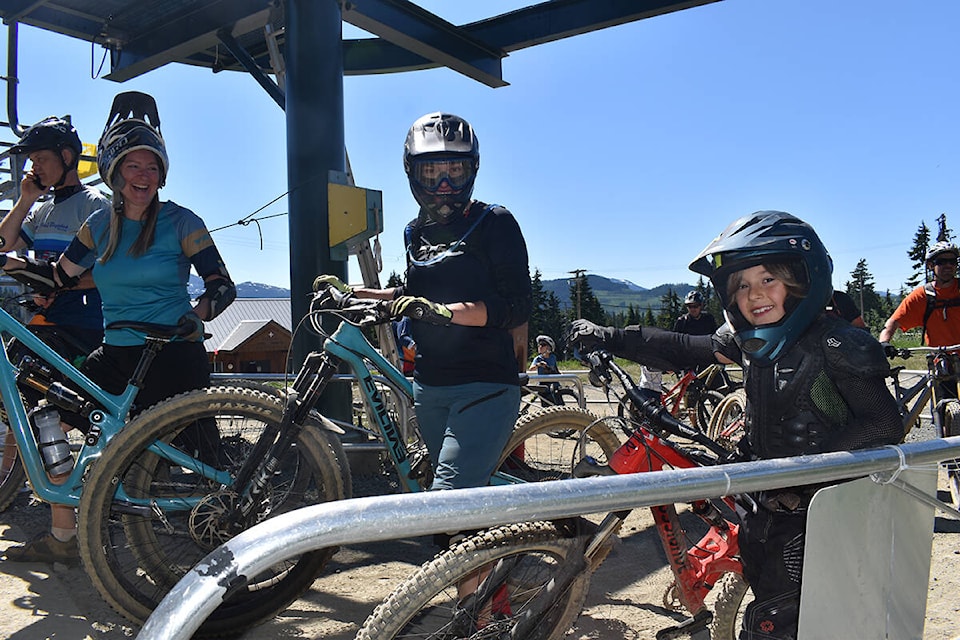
[{"x1": 80, "y1": 340, "x2": 211, "y2": 414}]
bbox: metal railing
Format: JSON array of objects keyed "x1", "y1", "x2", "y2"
[{"x1": 136, "y1": 436, "x2": 960, "y2": 640}]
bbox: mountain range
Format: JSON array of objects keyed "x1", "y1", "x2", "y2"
[
  {"x1": 541, "y1": 274, "x2": 698, "y2": 314},
  {"x1": 194, "y1": 274, "x2": 697, "y2": 315}
]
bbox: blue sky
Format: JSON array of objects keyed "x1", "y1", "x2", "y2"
[{"x1": 4, "y1": 0, "x2": 959, "y2": 295}]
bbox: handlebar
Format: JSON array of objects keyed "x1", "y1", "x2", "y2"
[
  {"x1": 309, "y1": 285, "x2": 394, "y2": 329},
  {"x1": 886, "y1": 344, "x2": 960, "y2": 360},
  {"x1": 582, "y1": 349, "x2": 732, "y2": 459}
]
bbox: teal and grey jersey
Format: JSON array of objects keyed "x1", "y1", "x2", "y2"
[
  {"x1": 21, "y1": 185, "x2": 109, "y2": 329},
  {"x1": 63, "y1": 200, "x2": 231, "y2": 346}
]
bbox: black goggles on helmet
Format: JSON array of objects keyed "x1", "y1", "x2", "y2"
[{"x1": 411, "y1": 157, "x2": 475, "y2": 192}]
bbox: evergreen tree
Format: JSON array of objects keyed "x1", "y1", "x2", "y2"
[
  {"x1": 386, "y1": 271, "x2": 404, "y2": 288},
  {"x1": 656, "y1": 288, "x2": 682, "y2": 329},
  {"x1": 529, "y1": 269, "x2": 566, "y2": 354},
  {"x1": 843, "y1": 259, "x2": 882, "y2": 319},
  {"x1": 906, "y1": 221, "x2": 930, "y2": 289},
  {"x1": 643, "y1": 307, "x2": 656, "y2": 326},
  {"x1": 936, "y1": 213, "x2": 954, "y2": 242},
  {"x1": 568, "y1": 274, "x2": 606, "y2": 324},
  {"x1": 625, "y1": 303, "x2": 640, "y2": 326}
]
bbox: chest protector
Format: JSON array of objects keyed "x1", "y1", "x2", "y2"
[{"x1": 743, "y1": 316, "x2": 874, "y2": 458}]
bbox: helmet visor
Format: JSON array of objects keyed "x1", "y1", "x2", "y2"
[{"x1": 411, "y1": 157, "x2": 475, "y2": 193}]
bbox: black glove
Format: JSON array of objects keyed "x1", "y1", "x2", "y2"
[
  {"x1": 5, "y1": 257, "x2": 58, "y2": 296},
  {"x1": 177, "y1": 313, "x2": 206, "y2": 342},
  {"x1": 880, "y1": 342, "x2": 899, "y2": 359},
  {"x1": 566, "y1": 319, "x2": 619, "y2": 352},
  {"x1": 390, "y1": 296, "x2": 452, "y2": 325}
]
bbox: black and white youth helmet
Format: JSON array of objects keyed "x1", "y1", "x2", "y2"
[
  {"x1": 97, "y1": 91, "x2": 169, "y2": 191},
  {"x1": 688, "y1": 211, "x2": 833, "y2": 366},
  {"x1": 403, "y1": 112, "x2": 479, "y2": 223}
]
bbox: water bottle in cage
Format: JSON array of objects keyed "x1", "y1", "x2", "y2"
[{"x1": 32, "y1": 404, "x2": 73, "y2": 475}]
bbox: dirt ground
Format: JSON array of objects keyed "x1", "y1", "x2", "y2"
[
  {"x1": 0, "y1": 469, "x2": 957, "y2": 639},
  {"x1": 0, "y1": 400, "x2": 957, "y2": 639}
]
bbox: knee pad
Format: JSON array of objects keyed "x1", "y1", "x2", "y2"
[{"x1": 742, "y1": 590, "x2": 800, "y2": 640}]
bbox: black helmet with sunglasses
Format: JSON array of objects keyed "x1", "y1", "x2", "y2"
[{"x1": 403, "y1": 113, "x2": 479, "y2": 223}]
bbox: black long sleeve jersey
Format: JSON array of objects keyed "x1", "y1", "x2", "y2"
[{"x1": 399, "y1": 201, "x2": 532, "y2": 387}]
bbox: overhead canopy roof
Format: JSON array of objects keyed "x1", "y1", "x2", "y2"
[{"x1": 0, "y1": 0, "x2": 719, "y2": 88}]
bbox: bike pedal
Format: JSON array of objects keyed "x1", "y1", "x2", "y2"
[{"x1": 655, "y1": 609, "x2": 713, "y2": 639}]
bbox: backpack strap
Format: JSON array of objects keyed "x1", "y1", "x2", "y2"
[{"x1": 921, "y1": 281, "x2": 960, "y2": 345}]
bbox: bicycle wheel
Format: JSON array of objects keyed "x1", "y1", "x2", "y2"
[
  {"x1": 942, "y1": 400, "x2": 960, "y2": 509},
  {"x1": 356, "y1": 521, "x2": 591, "y2": 640},
  {"x1": 77, "y1": 385, "x2": 350, "y2": 637},
  {"x1": 696, "y1": 389, "x2": 727, "y2": 431},
  {"x1": 707, "y1": 389, "x2": 747, "y2": 452},
  {"x1": 0, "y1": 422, "x2": 25, "y2": 512},
  {"x1": 710, "y1": 572, "x2": 751, "y2": 640},
  {"x1": 499, "y1": 406, "x2": 620, "y2": 482}
]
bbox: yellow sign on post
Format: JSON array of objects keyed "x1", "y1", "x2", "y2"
[
  {"x1": 77, "y1": 142, "x2": 98, "y2": 180},
  {"x1": 327, "y1": 171, "x2": 383, "y2": 260}
]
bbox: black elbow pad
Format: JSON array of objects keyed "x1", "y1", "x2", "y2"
[{"x1": 198, "y1": 278, "x2": 236, "y2": 320}]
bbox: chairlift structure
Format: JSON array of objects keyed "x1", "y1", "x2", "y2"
[{"x1": 0, "y1": 0, "x2": 720, "y2": 363}]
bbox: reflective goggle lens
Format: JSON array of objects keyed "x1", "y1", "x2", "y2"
[{"x1": 412, "y1": 158, "x2": 474, "y2": 192}]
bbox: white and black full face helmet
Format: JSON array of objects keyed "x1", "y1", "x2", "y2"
[
  {"x1": 97, "y1": 91, "x2": 169, "y2": 191},
  {"x1": 688, "y1": 211, "x2": 833, "y2": 366},
  {"x1": 403, "y1": 112, "x2": 479, "y2": 223}
]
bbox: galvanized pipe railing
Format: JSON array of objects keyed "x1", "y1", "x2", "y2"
[{"x1": 136, "y1": 436, "x2": 960, "y2": 640}]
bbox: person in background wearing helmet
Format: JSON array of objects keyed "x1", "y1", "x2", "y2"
[
  {"x1": 0, "y1": 117, "x2": 109, "y2": 564},
  {"x1": 316, "y1": 112, "x2": 531, "y2": 512},
  {"x1": 568, "y1": 212, "x2": 902, "y2": 640},
  {"x1": 0, "y1": 116, "x2": 108, "y2": 353},
  {"x1": 529, "y1": 335, "x2": 560, "y2": 376},
  {"x1": 673, "y1": 290, "x2": 717, "y2": 336},
  {"x1": 2, "y1": 92, "x2": 235, "y2": 564},
  {"x1": 879, "y1": 240, "x2": 960, "y2": 352}
]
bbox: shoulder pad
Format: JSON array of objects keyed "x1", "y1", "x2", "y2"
[{"x1": 821, "y1": 320, "x2": 889, "y2": 378}]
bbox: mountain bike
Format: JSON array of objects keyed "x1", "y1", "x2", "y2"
[
  {"x1": 101, "y1": 285, "x2": 612, "y2": 634},
  {"x1": 887, "y1": 343, "x2": 960, "y2": 507},
  {"x1": 356, "y1": 348, "x2": 746, "y2": 640},
  {"x1": 0, "y1": 301, "x2": 350, "y2": 638},
  {"x1": 618, "y1": 363, "x2": 740, "y2": 431}
]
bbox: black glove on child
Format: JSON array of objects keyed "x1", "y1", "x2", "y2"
[{"x1": 566, "y1": 319, "x2": 619, "y2": 352}]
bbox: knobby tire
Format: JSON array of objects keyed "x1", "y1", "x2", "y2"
[
  {"x1": 707, "y1": 389, "x2": 747, "y2": 452},
  {"x1": 77, "y1": 385, "x2": 350, "y2": 638},
  {"x1": 710, "y1": 571, "x2": 750, "y2": 640},
  {"x1": 943, "y1": 400, "x2": 960, "y2": 509},
  {"x1": 356, "y1": 521, "x2": 592, "y2": 640},
  {"x1": 499, "y1": 406, "x2": 620, "y2": 482}
]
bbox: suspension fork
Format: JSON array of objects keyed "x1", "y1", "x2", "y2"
[{"x1": 231, "y1": 351, "x2": 341, "y2": 522}]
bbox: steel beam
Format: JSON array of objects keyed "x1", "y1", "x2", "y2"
[{"x1": 342, "y1": 0, "x2": 505, "y2": 88}]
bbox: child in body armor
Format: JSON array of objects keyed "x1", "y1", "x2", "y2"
[{"x1": 569, "y1": 211, "x2": 903, "y2": 640}]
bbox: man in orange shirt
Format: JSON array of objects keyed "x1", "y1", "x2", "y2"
[{"x1": 880, "y1": 241, "x2": 960, "y2": 350}]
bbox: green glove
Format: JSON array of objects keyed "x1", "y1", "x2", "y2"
[
  {"x1": 313, "y1": 274, "x2": 353, "y2": 295},
  {"x1": 390, "y1": 296, "x2": 453, "y2": 326}
]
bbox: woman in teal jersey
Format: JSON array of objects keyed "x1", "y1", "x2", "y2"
[{"x1": 3, "y1": 92, "x2": 236, "y2": 563}]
